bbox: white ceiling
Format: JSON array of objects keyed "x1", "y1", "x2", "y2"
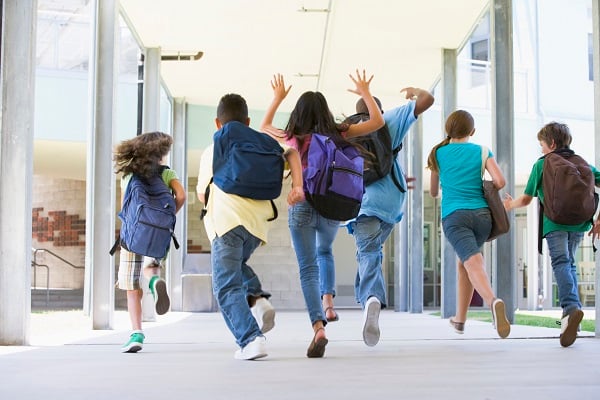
[
  {"x1": 34, "y1": 0, "x2": 490, "y2": 181},
  {"x1": 120, "y1": 0, "x2": 489, "y2": 115}
]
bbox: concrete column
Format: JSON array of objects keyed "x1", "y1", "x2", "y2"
[
  {"x1": 409, "y1": 118, "x2": 424, "y2": 313},
  {"x1": 396, "y1": 216, "x2": 409, "y2": 311},
  {"x1": 440, "y1": 48, "x2": 458, "y2": 319},
  {"x1": 0, "y1": 0, "x2": 37, "y2": 345},
  {"x1": 140, "y1": 47, "x2": 161, "y2": 321},
  {"x1": 142, "y1": 47, "x2": 160, "y2": 133},
  {"x1": 86, "y1": 0, "x2": 118, "y2": 329},
  {"x1": 168, "y1": 98, "x2": 187, "y2": 311},
  {"x1": 491, "y1": 0, "x2": 516, "y2": 322},
  {"x1": 395, "y1": 140, "x2": 409, "y2": 312},
  {"x1": 592, "y1": 0, "x2": 600, "y2": 338}
]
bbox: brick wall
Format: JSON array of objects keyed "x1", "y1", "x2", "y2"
[{"x1": 31, "y1": 176, "x2": 86, "y2": 289}]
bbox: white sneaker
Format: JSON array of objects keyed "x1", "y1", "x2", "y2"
[
  {"x1": 251, "y1": 297, "x2": 275, "y2": 334},
  {"x1": 560, "y1": 309, "x2": 584, "y2": 347},
  {"x1": 362, "y1": 297, "x2": 381, "y2": 347},
  {"x1": 234, "y1": 336, "x2": 268, "y2": 360}
]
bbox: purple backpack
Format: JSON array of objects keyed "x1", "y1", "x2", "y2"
[{"x1": 303, "y1": 134, "x2": 364, "y2": 221}]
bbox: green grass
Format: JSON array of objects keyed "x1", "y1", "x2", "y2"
[{"x1": 430, "y1": 311, "x2": 596, "y2": 332}]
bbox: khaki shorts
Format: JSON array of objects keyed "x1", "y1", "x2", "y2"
[{"x1": 116, "y1": 248, "x2": 163, "y2": 290}]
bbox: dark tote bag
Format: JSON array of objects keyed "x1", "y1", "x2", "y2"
[{"x1": 481, "y1": 146, "x2": 510, "y2": 241}]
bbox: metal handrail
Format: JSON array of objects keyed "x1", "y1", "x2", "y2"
[
  {"x1": 31, "y1": 261, "x2": 50, "y2": 305},
  {"x1": 31, "y1": 247, "x2": 85, "y2": 307},
  {"x1": 32, "y1": 248, "x2": 85, "y2": 270}
]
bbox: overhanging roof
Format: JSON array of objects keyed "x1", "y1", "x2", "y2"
[{"x1": 120, "y1": 0, "x2": 489, "y2": 115}]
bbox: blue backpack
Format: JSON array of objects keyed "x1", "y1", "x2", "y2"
[
  {"x1": 303, "y1": 134, "x2": 364, "y2": 221},
  {"x1": 201, "y1": 121, "x2": 284, "y2": 221},
  {"x1": 110, "y1": 166, "x2": 179, "y2": 259}
]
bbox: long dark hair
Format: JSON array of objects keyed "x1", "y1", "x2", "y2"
[
  {"x1": 286, "y1": 91, "x2": 348, "y2": 142},
  {"x1": 113, "y1": 131, "x2": 172, "y2": 179}
]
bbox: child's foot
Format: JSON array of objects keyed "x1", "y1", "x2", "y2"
[
  {"x1": 250, "y1": 297, "x2": 276, "y2": 334},
  {"x1": 149, "y1": 276, "x2": 170, "y2": 315},
  {"x1": 306, "y1": 327, "x2": 328, "y2": 358},
  {"x1": 121, "y1": 331, "x2": 144, "y2": 353},
  {"x1": 491, "y1": 298, "x2": 510, "y2": 338},
  {"x1": 560, "y1": 309, "x2": 584, "y2": 347},
  {"x1": 449, "y1": 317, "x2": 465, "y2": 334},
  {"x1": 362, "y1": 297, "x2": 381, "y2": 346},
  {"x1": 234, "y1": 336, "x2": 268, "y2": 360},
  {"x1": 324, "y1": 306, "x2": 339, "y2": 322}
]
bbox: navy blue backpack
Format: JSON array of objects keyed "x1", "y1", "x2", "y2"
[
  {"x1": 201, "y1": 121, "x2": 284, "y2": 221},
  {"x1": 303, "y1": 134, "x2": 364, "y2": 221},
  {"x1": 110, "y1": 166, "x2": 179, "y2": 259}
]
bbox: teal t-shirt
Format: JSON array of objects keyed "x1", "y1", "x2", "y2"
[
  {"x1": 524, "y1": 158, "x2": 600, "y2": 235},
  {"x1": 436, "y1": 142, "x2": 491, "y2": 219}
]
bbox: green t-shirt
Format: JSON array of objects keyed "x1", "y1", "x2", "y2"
[
  {"x1": 524, "y1": 158, "x2": 600, "y2": 236},
  {"x1": 121, "y1": 167, "x2": 179, "y2": 192}
]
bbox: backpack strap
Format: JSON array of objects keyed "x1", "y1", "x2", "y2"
[
  {"x1": 199, "y1": 178, "x2": 212, "y2": 221},
  {"x1": 109, "y1": 173, "x2": 138, "y2": 256},
  {"x1": 390, "y1": 167, "x2": 406, "y2": 193},
  {"x1": 538, "y1": 200, "x2": 544, "y2": 254},
  {"x1": 109, "y1": 238, "x2": 120, "y2": 255},
  {"x1": 200, "y1": 177, "x2": 278, "y2": 222}
]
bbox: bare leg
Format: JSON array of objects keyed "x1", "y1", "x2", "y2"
[
  {"x1": 462, "y1": 253, "x2": 495, "y2": 306},
  {"x1": 455, "y1": 260, "x2": 474, "y2": 323},
  {"x1": 322, "y1": 293, "x2": 337, "y2": 321},
  {"x1": 313, "y1": 320, "x2": 326, "y2": 338},
  {"x1": 127, "y1": 289, "x2": 143, "y2": 331},
  {"x1": 144, "y1": 264, "x2": 160, "y2": 280}
]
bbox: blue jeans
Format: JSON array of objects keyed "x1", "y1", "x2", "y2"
[
  {"x1": 349, "y1": 215, "x2": 394, "y2": 308},
  {"x1": 545, "y1": 230, "x2": 584, "y2": 315},
  {"x1": 288, "y1": 201, "x2": 339, "y2": 325},
  {"x1": 211, "y1": 225, "x2": 269, "y2": 348}
]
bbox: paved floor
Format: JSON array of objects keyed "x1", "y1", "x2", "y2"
[{"x1": 1, "y1": 308, "x2": 599, "y2": 400}]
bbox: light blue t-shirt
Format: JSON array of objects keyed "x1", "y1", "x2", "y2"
[
  {"x1": 436, "y1": 142, "x2": 491, "y2": 219},
  {"x1": 355, "y1": 100, "x2": 417, "y2": 224}
]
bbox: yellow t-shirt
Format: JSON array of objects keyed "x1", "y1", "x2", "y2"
[{"x1": 196, "y1": 144, "x2": 285, "y2": 244}]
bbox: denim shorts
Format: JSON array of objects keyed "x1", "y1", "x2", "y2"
[{"x1": 441, "y1": 208, "x2": 491, "y2": 262}]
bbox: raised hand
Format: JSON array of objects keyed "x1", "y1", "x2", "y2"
[
  {"x1": 400, "y1": 87, "x2": 419, "y2": 99},
  {"x1": 347, "y1": 69, "x2": 374, "y2": 97},
  {"x1": 271, "y1": 73, "x2": 292, "y2": 101}
]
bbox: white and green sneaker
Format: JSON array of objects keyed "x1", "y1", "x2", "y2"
[
  {"x1": 149, "y1": 276, "x2": 170, "y2": 315},
  {"x1": 121, "y1": 332, "x2": 145, "y2": 353}
]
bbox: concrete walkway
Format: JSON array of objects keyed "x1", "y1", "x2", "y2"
[{"x1": 1, "y1": 309, "x2": 599, "y2": 400}]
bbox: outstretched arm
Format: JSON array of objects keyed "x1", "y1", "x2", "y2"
[
  {"x1": 401, "y1": 87, "x2": 434, "y2": 117},
  {"x1": 503, "y1": 193, "x2": 533, "y2": 211},
  {"x1": 260, "y1": 73, "x2": 291, "y2": 141},
  {"x1": 345, "y1": 69, "x2": 385, "y2": 138}
]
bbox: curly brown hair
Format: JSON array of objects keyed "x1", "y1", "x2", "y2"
[{"x1": 113, "y1": 131, "x2": 173, "y2": 179}]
